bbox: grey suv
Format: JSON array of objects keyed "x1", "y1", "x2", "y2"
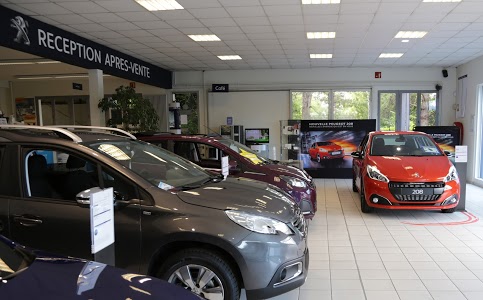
[{"x1": 0, "y1": 125, "x2": 308, "y2": 300}]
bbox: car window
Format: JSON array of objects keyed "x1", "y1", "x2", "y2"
[
  {"x1": 217, "y1": 139, "x2": 269, "y2": 165},
  {"x1": 370, "y1": 134, "x2": 442, "y2": 156},
  {"x1": 83, "y1": 139, "x2": 211, "y2": 190},
  {"x1": 24, "y1": 149, "x2": 100, "y2": 200},
  {"x1": 101, "y1": 168, "x2": 138, "y2": 201}
]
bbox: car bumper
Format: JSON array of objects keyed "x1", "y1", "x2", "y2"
[
  {"x1": 245, "y1": 248, "x2": 309, "y2": 299},
  {"x1": 364, "y1": 178, "x2": 460, "y2": 210},
  {"x1": 237, "y1": 225, "x2": 308, "y2": 298}
]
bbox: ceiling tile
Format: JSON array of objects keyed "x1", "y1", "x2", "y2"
[
  {"x1": 116, "y1": 12, "x2": 159, "y2": 22},
  {"x1": 201, "y1": 18, "x2": 238, "y2": 27},
  {"x1": 225, "y1": 6, "x2": 266, "y2": 17},
  {"x1": 57, "y1": 2, "x2": 108, "y2": 13},
  {"x1": 47, "y1": 14, "x2": 91, "y2": 24},
  {"x1": 234, "y1": 17, "x2": 270, "y2": 26},
  {"x1": 117, "y1": 30, "x2": 153, "y2": 38},
  {"x1": 178, "y1": 0, "x2": 222, "y2": 8},
  {"x1": 269, "y1": 15, "x2": 304, "y2": 25},
  {"x1": 190, "y1": 8, "x2": 230, "y2": 18},
  {"x1": 340, "y1": 3, "x2": 379, "y2": 14},
  {"x1": 133, "y1": 21, "x2": 172, "y2": 30},
  {"x1": 166, "y1": 19, "x2": 204, "y2": 28},
  {"x1": 83, "y1": 13, "x2": 125, "y2": 23},
  {"x1": 241, "y1": 26, "x2": 273, "y2": 34},
  {"x1": 17, "y1": 3, "x2": 72, "y2": 15},
  {"x1": 102, "y1": 22, "x2": 140, "y2": 31},
  {"x1": 263, "y1": 5, "x2": 302, "y2": 16},
  {"x1": 94, "y1": 0, "x2": 145, "y2": 12},
  {"x1": 69, "y1": 23, "x2": 108, "y2": 32}
]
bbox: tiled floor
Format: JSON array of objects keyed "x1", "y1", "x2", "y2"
[{"x1": 257, "y1": 179, "x2": 483, "y2": 300}]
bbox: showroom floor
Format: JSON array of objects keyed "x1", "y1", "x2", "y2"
[{"x1": 244, "y1": 179, "x2": 483, "y2": 300}]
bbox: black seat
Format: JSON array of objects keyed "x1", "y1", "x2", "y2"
[
  {"x1": 371, "y1": 138, "x2": 387, "y2": 155},
  {"x1": 62, "y1": 155, "x2": 93, "y2": 200},
  {"x1": 28, "y1": 154, "x2": 52, "y2": 198}
]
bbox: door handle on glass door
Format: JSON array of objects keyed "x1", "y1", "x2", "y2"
[{"x1": 14, "y1": 215, "x2": 43, "y2": 227}]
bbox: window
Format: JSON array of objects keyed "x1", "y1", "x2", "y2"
[
  {"x1": 291, "y1": 90, "x2": 370, "y2": 120},
  {"x1": 25, "y1": 149, "x2": 99, "y2": 200}
]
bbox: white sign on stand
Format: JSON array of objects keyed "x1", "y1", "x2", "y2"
[
  {"x1": 90, "y1": 187, "x2": 115, "y2": 254},
  {"x1": 221, "y1": 156, "x2": 229, "y2": 178},
  {"x1": 455, "y1": 145, "x2": 468, "y2": 163}
]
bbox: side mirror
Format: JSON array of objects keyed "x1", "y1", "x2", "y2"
[
  {"x1": 444, "y1": 150, "x2": 452, "y2": 156},
  {"x1": 76, "y1": 187, "x2": 103, "y2": 206},
  {"x1": 351, "y1": 151, "x2": 362, "y2": 158}
]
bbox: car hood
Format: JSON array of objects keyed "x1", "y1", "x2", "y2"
[
  {"x1": 176, "y1": 177, "x2": 298, "y2": 222},
  {"x1": 0, "y1": 255, "x2": 200, "y2": 299},
  {"x1": 369, "y1": 155, "x2": 453, "y2": 181},
  {"x1": 264, "y1": 162, "x2": 312, "y2": 182}
]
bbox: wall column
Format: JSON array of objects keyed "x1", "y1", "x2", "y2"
[{"x1": 88, "y1": 69, "x2": 105, "y2": 126}]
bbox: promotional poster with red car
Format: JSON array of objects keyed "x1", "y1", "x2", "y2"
[{"x1": 298, "y1": 119, "x2": 376, "y2": 178}]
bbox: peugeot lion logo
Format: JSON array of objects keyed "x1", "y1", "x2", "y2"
[{"x1": 11, "y1": 16, "x2": 30, "y2": 45}]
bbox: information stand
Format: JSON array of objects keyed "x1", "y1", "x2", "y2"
[{"x1": 90, "y1": 187, "x2": 115, "y2": 265}]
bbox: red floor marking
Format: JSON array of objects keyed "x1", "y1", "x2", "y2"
[{"x1": 402, "y1": 211, "x2": 479, "y2": 226}]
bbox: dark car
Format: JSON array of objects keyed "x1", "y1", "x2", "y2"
[
  {"x1": 0, "y1": 235, "x2": 201, "y2": 299},
  {"x1": 136, "y1": 133, "x2": 317, "y2": 218},
  {"x1": 0, "y1": 125, "x2": 308, "y2": 300}
]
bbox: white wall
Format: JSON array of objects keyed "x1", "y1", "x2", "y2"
[
  {"x1": 174, "y1": 67, "x2": 458, "y2": 160},
  {"x1": 456, "y1": 57, "x2": 483, "y2": 186},
  {"x1": 208, "y1": 91, "x2": 289, "y2": 159}
]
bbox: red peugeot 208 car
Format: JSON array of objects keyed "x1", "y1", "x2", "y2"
[
  {"x1": 352, "y1": 131, "x2": 460, "y2": 213},
  {"x1": 308, "y1": 141, "x2": 345, "y2": 162}
]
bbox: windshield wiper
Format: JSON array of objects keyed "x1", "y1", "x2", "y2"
[{"x1": 180, "y1": 175, "x2": 223, "y2": 190}]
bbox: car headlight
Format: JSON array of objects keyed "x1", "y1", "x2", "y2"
[
  {"x1": 367, "y1": 165, "x2": 389, "y2": 182},
  {"x1": 444, "y1": 166, "x2": 458, "y2": 183},
  {"x1": 319, "y1": 148, "x2": 328, "y2": 152},
  {"x1": 280, "y1": 175, "x2": 307, "y2": 188},
  {"x1": 225, "y1": 211, "x2": 293, "y2": 235}
]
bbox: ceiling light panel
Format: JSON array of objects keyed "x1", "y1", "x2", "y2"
[
  {"x1": 310, "y1": 54, "x2": 333, "y2": 58},
  {"x1": 307, "y1": 32, "x2": 336, "y2": 39},
  {"x1": 379, "y1": 53, "x2": 404, "y2": 58},
  {"x1": 302, "y1": 0, "x2": 341, "y2": 4},
  {"x1": 395, "y1": 31, "x2": 428, "y2": 38},
  {"x1": 188, "y1": 35, "x2": 221, "y2": 42},
  {"x1": 218, "y1": 55, "x2": 242, "y2": 60},
  {"x1": 135, "y1": 0, "x2": 184, "y2": 11}
]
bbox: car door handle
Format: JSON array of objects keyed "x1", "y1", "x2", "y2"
[{"x1": 14, "y1": 215, "x2": 43, "y2": 227}]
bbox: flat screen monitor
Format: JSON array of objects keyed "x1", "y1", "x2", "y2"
[{"x1": 245, "y1": 128, "x2": 269, "y2": 143}]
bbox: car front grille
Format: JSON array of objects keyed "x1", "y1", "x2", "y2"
[{"x1": 388, "y1": 182, "x2": 444, "y2": 202}]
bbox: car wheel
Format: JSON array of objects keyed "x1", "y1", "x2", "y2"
[
  {"x1": 360, "y1": 179, "x2": 373, "y2": 213},
  {"x1": 316, "y1": 154, "x2": 321, "y2": 163},
  {"x1": 441, "y1": 207, "x2": 456, "y2": 213},
  {"x1": 157, "y1": 248, "x2": 240, "y2": 300},
  {"x1": 352, "y1": 172, "x2": 358, "y2": 192}
]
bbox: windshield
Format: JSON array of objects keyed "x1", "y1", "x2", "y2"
[
  {"x1": 370, "y1": 134, "x2": 443, "y2": 157},
  {"x1": 84, "y1": 139, "x2": 212, "y2": 190},
  {"x1": 316, "y1": 142, "x2": 333, "y2": 146},
  {"x1": 0, "y1": 239, "x2": 33, "y2": 281},
  {"x1": 217, "y1": 139, "x2": 270, "y2": 165}
]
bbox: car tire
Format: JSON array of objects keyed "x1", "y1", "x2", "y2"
[
  {"x1": 157, "y1": 248, "x2": 240, "y2": 300},
  {"x1": 316, "y1": 154, "x2": 321, "y2": 163},
  {"x1": 352, "y1": 172, "x2": 358, "y2": 192},
  {"x1": 441, "y1": 207, "x2": 456, "y2": 213},
  {"x1": 360, "y1": 179, "x2": 373, "y2": 213}
]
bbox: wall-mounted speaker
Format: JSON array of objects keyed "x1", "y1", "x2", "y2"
[{"x1": 442, "y1": 69, "x2": 448, "y2": 78}]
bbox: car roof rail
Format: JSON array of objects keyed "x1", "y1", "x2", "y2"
[
  {"x1": 0, "y1": 124, "x2": 83, "y2": 143},
  {"x1": 135, "y1": 131, "x2": 175, "y2": 136},
  {"x1": 50, "y1": 125, "x2": 137, "y2": 140}
]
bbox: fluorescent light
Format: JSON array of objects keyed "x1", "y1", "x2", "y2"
[
  {"x1": 423, "y1": 0, "x2": 461, "y2": 2},
  {"x1": 395, "y1": 31, "x2": 427, "y2": 39},
  {"x1": 0, "y1": 62, "x2": 35, "y2": 66},
  {"x1": 307, "y1": 32, "x2": 336, "y2": 39},
  {"x1": 379, "y1": 53, "x2": 404, "y2": 58},
  {"x1": 18, "y1": 76, "x2": 54, "y2": 80},
  {"x1": 188, "y1": 35, "x2": 221, "y2": 42},
  {"x1": 310, "y1": 54, "x2": 333, "y2": 58},
  {"x1": 302, "y1": 0, "x2": 340, "y2": 4},
  {"x1": 218, "y1": 55, "x2": 242, "y2": 60},
  {"x1": 36, "y1": 61, "x2": 61, "y2": 64},
  {"x1": 135, "y1": 0, "x2": 183, "y2": 11},
  {"x1": 402, "y1": 39, "x2": 410, "y2": 43}
]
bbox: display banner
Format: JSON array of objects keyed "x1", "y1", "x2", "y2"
[
  {"x1": 414, "y1": 126, "x2": 461, "y2": 155},
  {"x1": 0, "y1": 5, "x2": 172, "y2": 89},
  {"x1": 299, "y1": 119, "x2": 376, "y2": 178}
]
